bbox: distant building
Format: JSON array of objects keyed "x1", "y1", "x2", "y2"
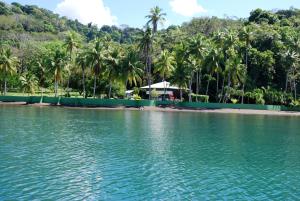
[{"x1": 126, "y1": 81, "x2": 183, "y2": 100}]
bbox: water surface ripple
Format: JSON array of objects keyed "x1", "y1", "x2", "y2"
[{"x1": 0, "y1": 105, "x2": 300, "y2": 200}]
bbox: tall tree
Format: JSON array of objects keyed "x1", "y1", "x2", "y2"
[
  {"x1": 146, "y1": 6, "x2": 166, "y2": 33},
  {"x1": 240, "y1": 26, "x2": 254, "y2": 103},
  {"x1": 105, "y1": 44, "x2": 123, "y2": 98},
  {"x1": 121, "y1": 47, "x2": 144, "y2": 87},
  {"x1": 75, "y1": 51, "x2": 88, "y2": 98},
  {"x1": 222, "y1": 30, "x2": 239, "y2": 102},
  {"x1": 205, "y1": 46, "x2": 223, "y2": 98},
  {"x1": 185, "y1": 55, "x2": 198, "y2": 102},
  {"x1": 50, "y1": 48, "x2": 67, "y2": 97},
  {"x1": 86, "y1": 38, "x2": 107, "y2": 98},
  {"x1": 139, "y1": 27, "x2": 153, "y2": 100},
  {"x1": 154, "y1": 50, "x2": 175, "y2": 100},
  {"x1": 189, "y1": 34, "x2": 208, "y2": 100},
  {"x1": 0, "y1": 48, "x2": 18, "y2": 95},
  {"x1": 283, "y1": 50, "x2": 300, "y2": 100},
  {"x1": 20, "y1": 72, "x2": 38, "y2": 95},
  {"x1": 171, "y1": 43, "x2": 190, "y2": 101},
  {"x1": 64, "y1": 31, "x2": 81, "y2": 89}
]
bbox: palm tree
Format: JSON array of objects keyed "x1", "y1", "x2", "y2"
[
  {"x1": 146, "y1": 6, "x2": 166, "y2": 33},
  {"x1": 171, "y1": 64, "x2": 189, "y2": 101},
  {"x1": 75, "y1": 51, "x2": 88, "y2": 98},
  {"x1": 284, "y1": 50, "x2": 300, "y2": 100},
  {"x1": 139, "y1": 27, "x2": 153, "y2": 100},
  {"x1": 20, "y1": 73, "x2": 38, "y2": 95},
  {"x1": 213, "y1": 31, "x2": 227, "y2": 102},
  {"x1": 121, "y1": 47, "x2": 144, "y2": 88},
  {"x1": 86, "y1": 38, "x2": 108, "y2": 98},
  {"x1": 223, "y1": 47, "x2": 240, "y2": 103},
  {"x1": 171, "y1": 43, "x2": 190, "y2": 101},
  {"x1": 64, "y1": 31, "x2": 81, "y2": 89},
  {"x1": 188, "y1": 34, "x2": 208, "y2": 100},
  {"x1": 185, "y1": 56, "x2": 198, "y2": 102},
  {"x1": 36, "y1": 59, "x2": 46, "y2": 90},
  {"x1": 0, "y1": 48, "x2": 18, "y2": 95},
  {"x1": 205, "y1": 47, "x2": 222, "y2": 97},
  {"x1": 154, "y1": 50, "x2": 175, "y2": 100},
  {"x1": 105, "y1": 45, "x2": 123, "y2": 98},
  {"x1": 50, "y1": 48, "x2": 67, "y2": 97},
  {"x1": 240, "y1": 26, "x2": 254, "y2": 103},
  {"x1": 64, "y1": 31, "x2": 81, "y2": 58},
  {"x1": 222, "y1": 30, "x2": 239, "y2": 102}
]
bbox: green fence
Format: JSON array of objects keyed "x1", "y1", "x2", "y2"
[
  {"x1": 59, "y1": 98, "x2": 156, "y2": 107},
  {"x1": 0, "y1": 96, "x2": 30, "y2": 103},
  {"x1": 43, "y1": 97, "x2": 60, "y2": 105},
  {"x1": 176, "y1": 102, "x2": 286, "y2": 111},
  {"x1": 1, "y1": 95, "x2": 300, "y2": 112}
]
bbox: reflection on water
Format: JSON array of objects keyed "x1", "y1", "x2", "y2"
[{"x1": 0, "y1": 105, "x2": 300, "y2": 200}]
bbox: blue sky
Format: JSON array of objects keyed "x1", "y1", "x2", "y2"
[{"x1": 4, "y1": 0, "x2": 300, "y2": 28}]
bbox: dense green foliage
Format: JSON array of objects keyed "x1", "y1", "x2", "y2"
[{"x1": 0, "y1": 1, "x2": 299, "y2": 105}]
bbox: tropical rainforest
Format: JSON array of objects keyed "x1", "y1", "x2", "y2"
[{"x1": 0, "y1": 1, "x2": 300, "y2": 105}]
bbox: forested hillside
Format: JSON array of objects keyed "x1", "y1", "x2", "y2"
[{"x1": 0, "y1": 1, "x2": 300, "y2": 105}]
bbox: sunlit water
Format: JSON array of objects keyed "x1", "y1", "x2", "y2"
[{"x1": 0, "y1": 105, "x2": 300, "y2": 200}]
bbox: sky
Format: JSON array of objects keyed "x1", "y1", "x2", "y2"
[{"x1": 4, "y1": 0, "x2": 300, "y2": 28}]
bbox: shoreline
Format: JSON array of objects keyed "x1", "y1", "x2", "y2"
[{"x1": 1, "y1": 102, "x2": 300, "y2": 116}]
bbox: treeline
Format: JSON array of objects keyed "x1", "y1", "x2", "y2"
[{"x1": 0, "y1": 1, "x2": 300, "y2": 106}]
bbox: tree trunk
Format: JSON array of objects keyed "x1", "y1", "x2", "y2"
[
  {"x1": 294, "y1": 70, "x2": 297, "y2": 101},
  {"x1": 162, "y1": 76, "x2": 166, "y2": 101},
  {"x1": 144, "y1": 41, "x2": 153, "y2": 101},
  {"x1": 242, "y1": 49, "x2": 248, "y2": 104},
  {"x1": 109, "y1": 81, "x2": 112, "y2": 99},
  {"x1": 206, "y1": 80, "x2": 210, "y2": 95},
  {"x1": 82, "y1": 68, "x2": 86, "y2": 98},
  {"x1": 216, "y1": 72, "x2": 219, "y2": 98},
  {"x1": 242, "y1": 83, "x2": 245, "y2": 104},
  {"x1": 180, "y1": 88, "x2": 183, "y2": 101},
  {"x1": 206, "y1": 75, "x2": 211, "y2": 95},
  {"x1": 219, "y1": 77, "x2": 225, "y2": 103},
  {"x1": 148, "y1": 55, "x2": 152, "y2": 100},
  {"x1": 148, "y1": 71, "x2": 151, "y2": 100},
  {"x1": 153, "y1": 23, "x2": 157, "y2": 34},
  {"x1": 224, "y1": 71, "x2": 231, "y2": 103},
  {"x1": 54, "y1": 78, "x2": 58, "y2": 97},
  {"x1": 149, "y1": 57, "x2": 152, "y2": 100},
  {"x1": 189, "y1": 75, "x2": 193, "y2": 102},
  {"x1": 294, "y1": 80, "x2": 297, "y2": 101},
  {"x1": 4, "y1": 72, "x2": 7, "y2": 96},
  {"x1": 196, "y1": 71, "x2": 199, "y2": 102},
  {"x1": 199, "y1": 72, "x2": 202, "y2": 93},
  {"x1": 124, "y1": 80, "x2": 128, "y2": 98},
  {"x1": 285, "y1": 72, "x2": 289, "y2": 93},
  {"x1": 93, "y1": 75, "x2": 97, "y2": 99},
  {"x1": 67, "y1": 76, "x2": 70, "y2": 89}
]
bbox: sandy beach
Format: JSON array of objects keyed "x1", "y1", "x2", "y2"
[{"x1": 1, "y1": 102, "x2": 300, "y2": 116}]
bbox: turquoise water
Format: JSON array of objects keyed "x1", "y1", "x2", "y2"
[{"x1": 0, "y1": 105, "x2": 300, "y2": 200}]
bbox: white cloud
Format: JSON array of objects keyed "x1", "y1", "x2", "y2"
[
  {"x1": 170, "y1": 0, "x2": 207, "y2": 17},
  {"x1": 55, "y1": 0, "x2": 117, "y2": 27}
]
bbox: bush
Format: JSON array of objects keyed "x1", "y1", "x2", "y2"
[
  {"x1": 245, "y1": 87, "x2": 294, "y2": 105},
  {"x1": 290, "y1": 100, "x2": 300, "y2": 107},
  {"x1": 262, "y1": 87, "x2": 292, "y2": 105},
  {"x1": 192, "y1": 94, "x2": 209, "y2": 103},
  {"x1": 231, "y1": 98, "x2": 238, "y2": 104},
  {"x1": 150, "y1": 89, "x2": 159, "y2": 99},
  {"x1": 133, "y1": 94, "x2": 141, "y2": 100},
  {"x1": 245, "y1": 89, "x2": 265, "y2": 105}
]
